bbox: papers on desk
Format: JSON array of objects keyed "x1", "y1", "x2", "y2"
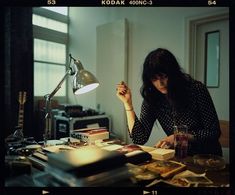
[
  {"x1": 102, "y1": 144, "x2": 123, "y2": 151},
  {"x1": 45, "y1": 139, "x2": 65, "y2": 146},
  {"x1": 139, "y1": 146, "x2": 175, "y2": 160},
  {"x1": 149, "y1": 148, "x2": 175, "y2": 160},
  {"x1": 138, "y1": 145, "x2": 156, "y2": 153},
  {"x1": 43, "y1": 145, "x2": 76, "y2": 153}
]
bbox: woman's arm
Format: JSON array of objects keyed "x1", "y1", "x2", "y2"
[
  {"x1": 116, "y1": 82, "x2": 156, "y2": 144},
  {"x1": 116, "y1": 81, "x2": 135, "y2": 133},
  {"x1": 128, "y1": 101, "x2": 157, "y2": 144},
  {"x1": 124, "y1": 105, "x2": 136, "y2": 134}
]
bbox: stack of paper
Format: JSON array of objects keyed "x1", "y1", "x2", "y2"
[{"x1": 149, "y1": 148, "x2": 175, "y2": 160}]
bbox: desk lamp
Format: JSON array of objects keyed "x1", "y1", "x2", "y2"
[{"x1": 43, "y1": 54, "x2": 99, "y2": 145}]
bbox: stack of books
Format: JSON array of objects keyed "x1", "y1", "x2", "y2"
[
  {"x1": 71, "y1": 127, "x2": 109, "y2": 144},
  {"x1": 36, "y1": 145, "x2": 133, "y2": 187}
]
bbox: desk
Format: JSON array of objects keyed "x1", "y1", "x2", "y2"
[
  {"x1": 179, "y1": 156, "x2": 229, "y2": 187},
  {"x1": 5, "y1": 142, "x2": 230, "y2": 188}
]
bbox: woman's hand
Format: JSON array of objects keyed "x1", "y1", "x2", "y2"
[
  {"x1": 116, "y1": 81, "x2": 133, "y2": 109},
  {"x1": 154, "y1": 134, "x2": 174, "y2": 149}
]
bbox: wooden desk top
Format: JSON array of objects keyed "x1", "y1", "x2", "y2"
[{"x1": 5, "y1": 141, "x2": 230, "y2": 188}]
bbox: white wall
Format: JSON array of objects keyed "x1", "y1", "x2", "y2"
[
  {"x1": 68, "y1": 7, "x2": 228, "y2": 145},
  {"x1": 68, "y1": 8, "x2": 112, "y2": 109}
]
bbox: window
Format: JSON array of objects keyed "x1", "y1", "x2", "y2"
[
  {"x1": 33, "y1": 14, "x2": 68, "y2": 33},
  {"x1": 33, "y1": 7, "x2": 68, "y2": 99},
  {"x1": 43, "y1": 7, "x2": 68, "y2": 15}
]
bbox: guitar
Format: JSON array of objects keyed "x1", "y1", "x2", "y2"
[
  {"x1": 5, "y1": 91, "x2": 27, "y2": 142},
  {"x1": 17, "y1": 91, "x2": 27, "y2": 130}
]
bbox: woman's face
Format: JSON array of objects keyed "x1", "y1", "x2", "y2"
[{"x1": 151, "y1": 74, "x2": 168, "y2": 94}]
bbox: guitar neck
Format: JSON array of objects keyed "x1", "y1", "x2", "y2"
[
  {"x1": 17, "y1": 91, "x2": 26, "y2": 130},
  {"x1": 18, "y1": 104, "x2": 25, "y2": 129}
]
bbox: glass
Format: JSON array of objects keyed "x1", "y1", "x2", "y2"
[{"x1": 174, "y1": 125, "x2": 188, "y2": 159}]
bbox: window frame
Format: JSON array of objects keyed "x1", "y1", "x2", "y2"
[{"x1": 33, "y1": 7, "x2": 69, "y2": 103}]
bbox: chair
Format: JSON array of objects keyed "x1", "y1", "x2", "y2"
[{"x1": 219, "y1": 120, "x2": 229, "y2": 163}]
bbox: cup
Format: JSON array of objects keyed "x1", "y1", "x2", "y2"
[{"x1": 173, "y1": 125, "x2": 188, "y2": 159}]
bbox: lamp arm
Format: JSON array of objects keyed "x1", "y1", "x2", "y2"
[
  {"x1": 43, "y1": 54, "x2": 93, "y2": 144},
  {"x1": 43, "y1": 67, "x2": 72, "y2": 144},
  {"x1": 48, "y1": 54, "x2": 82, "y2": 99},
  {"x1": 47, "y1": 68, "x2": 72, "y2": 100}
]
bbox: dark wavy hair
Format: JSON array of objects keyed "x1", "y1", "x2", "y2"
[{"x1": 140, "y1": 48, "x2": 192, "y2": 110}]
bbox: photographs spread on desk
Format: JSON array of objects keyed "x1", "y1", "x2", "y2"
[
  {"x1": 127, "y1": 163, "x2": 160, "y2": 186},
  {"x1": 183, "y1": 176, "x2": 213, "y2": 184},
  {"x1": 167, "y1": 169, "x2": 214, "y2": 187},
  {"x1": 166, "y1": 175, "x2": 213, "y2": 187},
  {"x1": 168, "y1": 177, "x2": 190, "y2": 187},
  {"x1": 140, "y1": 160, "x2": 186, "y2": 178},
  {"x1": 146, "y1": 178, "x2": 189, "y2": 187}
]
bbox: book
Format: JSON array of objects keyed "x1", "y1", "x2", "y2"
[
  {"x1": 139, "y1": 146, "x2": 175, "y2": 160},
  {"x1": 41, "y1": 163, "x2": 134, "y2": 187},
  {"x1": 102, "y1": 144, "x2": 152, "y2": 165},
  {"x1": 47, "y1": 145, "x2": 126, "y2": 178},
  {"x1": 141, "y1": 160, "x2": 186, "y2": 179},
  {"x1": 117, "y1": 144, "x2": 152, "y2": 164},
  {"x1": 149, "y1": 148, "x2": 175, "y2": 160},
  {"x1": 138, "y1": 145, "x2": 156, "y2": 153},
  {"x1": 71, "y1": 128, "x2": 109, "y2": 144}
]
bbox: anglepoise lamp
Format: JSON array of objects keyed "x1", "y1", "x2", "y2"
[{"x1": 43, "y1": 54, "x2": 99, "y2": 144}]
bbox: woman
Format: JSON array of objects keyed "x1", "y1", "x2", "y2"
[{"x1": 116, "y1": 48, "x2": 222, "y2": 156}]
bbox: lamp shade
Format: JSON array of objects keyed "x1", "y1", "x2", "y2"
[{"x1": 72, "y1": 62, "x2": 99, "y2": 95}]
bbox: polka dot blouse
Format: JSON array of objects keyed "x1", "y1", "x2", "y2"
[{"x1": 130, "y1": 80, "x2": 222, "y2": 156}]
